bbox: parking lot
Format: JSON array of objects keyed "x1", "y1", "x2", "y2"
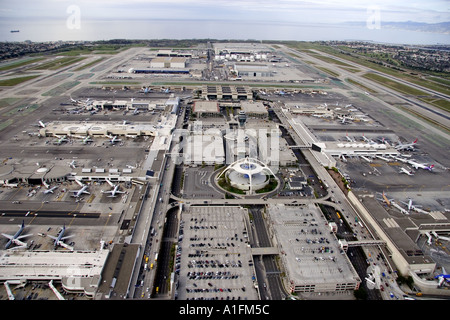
[{"x1": 175, "y1": 206, "x2": 259, "y2": 300}]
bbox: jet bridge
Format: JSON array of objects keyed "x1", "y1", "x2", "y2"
[{"x1": 339, "y1": 239, "x2": 386, "y2": 252}]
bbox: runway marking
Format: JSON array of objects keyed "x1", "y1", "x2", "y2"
[
  {"x1": 87, "y1": 194, "x2": 95, "y2": 203},
  {"x1": 68, "y1": 215, "x2": 77, "y2": 227},
  {"x1": 102, "y1": 213, "x2": 112, "y2": 231},
  {"x1": 67, "y1": 201, "x2": 80, "y2": 216}
]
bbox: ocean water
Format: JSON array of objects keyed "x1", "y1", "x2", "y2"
[{"x1": 1, "y1": 19, "x2": 449, "y2": 45}]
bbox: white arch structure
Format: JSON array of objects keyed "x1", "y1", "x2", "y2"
[{"x1": 217, "y1": 157, "x2": 277, "y2": 194}]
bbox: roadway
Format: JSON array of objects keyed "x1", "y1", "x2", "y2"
[
  {"x1": 130, "y1": 101, "x2": 186, "y2": 299},
  {"x1": 249, "y1": 206, "x2": 288, "y2": 300}
]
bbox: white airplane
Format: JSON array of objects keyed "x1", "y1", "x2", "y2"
[
  {"x1": 43, "y1": 186, "x2": 58, "y2": 194},
  {"x1": 67, "y1": 160, "x2": 77, "y2": 169},
  {"x1": 161, "y1": 88, "x2": 171, "y2": 93},
  {"x1": 392, "y1": 201, "x2": 409, "y2": 215},
  {"x1": 133, "y1": 108, "x2": 140, "y2": 115},
  {"x1": 401, "y1": 198, "x2": 416, "y2": 211},
  {"x1": 338, "y1": 116, "x2": 352, "y2": 124},
  {"x1": 361, "y1": 135, "x2": 375, "y2": 144},
  {"x1": 102, "y1": 180, "x2": 125, "y2": 198},
  {"x1": 401, "y1": 198, "x2": 428, "y2": 214},
  {"x1": 407, "y1": 160, "x2": 434, "y2": 171},
  {"x1": 345, "y1": 134, "x2": 354, "y2": 142},
  {"x1": 48, "y1": 225, "x2": 74, "y2": 251},
  {"x1": 71, "y1": 185, "x2": 90, "y2": 198},
  {"x1": 81, "y1": 136, "x2": 93, "y2": 144},
  {"x1": 395, "y1": 138, "x2": 418, "y2": 151},
  {"x1": 53, "y1": 135, "x2": 68, "y2": 145},
  {"x1": 2, "y1": 220, "x2": 32, "y2": 250},
  {"x1": 140, "y1": 87, "x2": 151, "y2": 94},
  {"x1": 70, "y1": 95, "x2": 79, "y2": 104},
  {"x1": 74, "y1": 96, "x2": 91, "y2": 104},
  {"x1": 399, "y1": 167, "x2": 414, "y2": 176},
  {"x1": 106, "y1": 135, "x2": 122, "y2": 145}
]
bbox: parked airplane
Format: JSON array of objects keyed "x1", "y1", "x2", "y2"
[
  {"x1": 70, "y1": 96, "x2": 79, "y2": 104},
  {"x1": 338, "y1": 115, "x2": 352, "y2": 124},
  {"x1": 407, "y1": 160, "x2": 434, "y2": 171},
  {"x1": 1, "y1": 220, "x2": 32, "y2": 249},
  {"x1": 435, "y1": 268, "x2": 450, "y2": 287},
  {"x1": 102, "y1": 180, "x2": 125, "y2": 198},
  {"x1": 71, "y1": 184, "x2": 90, "y2": 198},
  {"x1": 161, "y1": 88, "x2": 171, "y2": 93},
  {"x1": 43, "y1": 186, "x2": 58, "y2": 194},
  {"x1": 48, "y1": 225, "x2": 74, "y2": 251},
  {"x1": 70, "y1": 96, "x2": 91, "y2": 106},
  {"x1": 399, "y1": 167, "x2": 414, "y2": 176},
  {"x1": 401, "y1": 198, "x2": 416, "y2": 211},
  {"x1": 401, "y1": 198, "x2": 428, "y2": 214},
  {"x1": 345, "y1": 134, "x2": 354, "y2": 142},
  {"x1": 106, "y1": 135, "x2": 122, "y2": 145},
  {"x1": 395, "y1": 138, "x2": 418, "y2": 151},
  {"x1": 377, "y1": 191, "x2": 394, "y2": 207},
  {"x1": 140, "y1": 87, "x2": 151, "y2": 94},
  {"x1": 392, "y1": 202, "x2": 409, "y2": 215},
  {"x1": 53, "y1": 135, "x2": 68, "y2": 145},
  {"x1": 81, "y1": 136, "x2": 93, "y2": 144},
  {"x1": 67, "y1": 160, "x2": 77, "y2": 169},
  {"x1": 361, "y1": 134, "x2": 375, "y2": 144}
]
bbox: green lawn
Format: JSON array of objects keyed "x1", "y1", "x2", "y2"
[
  {"x1": 32, "y1": 57, "x2": 86, "y2": 70},
  {"x1": 0, "y1": 75, "x2": 40, "y2": 86},
  {"x1": 0, "y1": 57, "x2": 45, "y2": 71}
]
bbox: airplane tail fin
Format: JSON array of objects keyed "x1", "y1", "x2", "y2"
[{"x1": 413, "y1": 138, "x2": 418, "y2": 144}]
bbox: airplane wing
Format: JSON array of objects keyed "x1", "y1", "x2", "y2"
[
  {"x1": 105, "y1": 179, "x2": 114, "y2": 187},
  {"x1": 8, "y1": 243, "x2": 28, "y2": 250},
  {"x1": 16, "y1": 234, "x2": 32, "y2": 240},
  {"x1": 1, "y1": 233, "x2": 14, "y2": 240},
  {"x1": 47, "y1": 234, "x2": 58, "y2": 241},
  {"x1": 75, "y1": 180, "x2": 84, "y2": 187}
]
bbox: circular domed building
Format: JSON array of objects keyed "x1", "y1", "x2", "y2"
[{"x1": 217, "y1": 157, "x2": 278, "y2": 194}]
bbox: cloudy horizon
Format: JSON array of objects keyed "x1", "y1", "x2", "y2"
[{"x1": 1, "y1": 0, "x2": 449, "y2": 24}]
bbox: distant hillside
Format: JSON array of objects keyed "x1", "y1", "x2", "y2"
[
  {"x1": 382, "y1": 21, "x2": 450, "y2": 34},
  {"x1": 343, "y1": 21, "x2": 450, "y2": 34}
]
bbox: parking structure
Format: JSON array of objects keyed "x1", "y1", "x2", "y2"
[{"x1": 175, "y1": 206, "x2": 259, "y2": 300}]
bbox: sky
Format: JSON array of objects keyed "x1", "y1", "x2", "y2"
[{"x1": 1, "y1": 0, "x2": 449, "y2": 24}]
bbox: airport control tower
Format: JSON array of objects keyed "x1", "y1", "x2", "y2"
[{"x1": 238, "y1": 110, "x2": 247, "y2": 127}]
